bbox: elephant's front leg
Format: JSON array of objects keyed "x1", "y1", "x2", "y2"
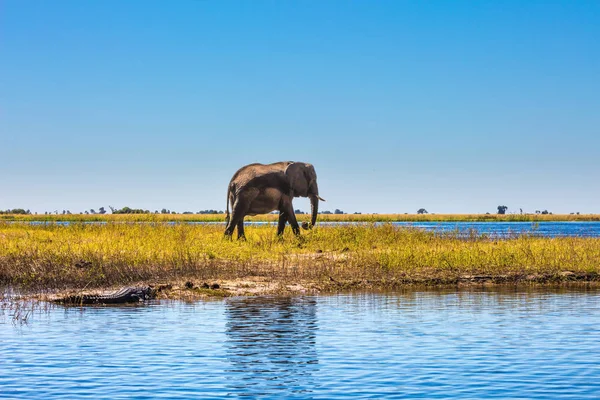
[
  {"x1": 277, "y1": 212, "x2": 288, "y2": 236},
  {"x1": 281, "y1": 199, "x2": 301, "y2": 235},
  {"x1": 287, "y1": 212, "x2": 301, "y2": 236}
]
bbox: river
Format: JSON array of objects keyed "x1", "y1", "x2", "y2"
[
  {"x1": 2, "y1": 288, "x2": 600, "y2": 398},
  {"x1": 16, "y1": 221, "x2": 600, "y2": 237}
]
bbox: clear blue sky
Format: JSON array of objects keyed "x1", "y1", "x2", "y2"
[{"x1": 2, "y1": 1, "x2": 599, "y2": 214}]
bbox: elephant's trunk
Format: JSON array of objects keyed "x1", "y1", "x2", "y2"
[{"x1": 310, "y1": 194, "x2": 319, "y2": 228}]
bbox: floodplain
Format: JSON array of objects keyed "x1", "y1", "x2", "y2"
[{"x1": 1, "y1": 219, "x2": 599, "y2": 299}]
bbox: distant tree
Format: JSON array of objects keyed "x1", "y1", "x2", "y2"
[
  {"x1": 417, "y1": 208, "x2": 428, "y2": 214},
  {"x1": 161, "y1": 208, "x2": 169, "y2": 214},
  {"x1": 320, "y1": 210, "x2": 332, "y2": 214},
  {"x1": 0, "y1": 208, "x2": 30, "y2": 215},
  {"x1": 520, "y1": 208, "x2": 523, "y2": 214},
  {"x1": 85, "y1": 211, "x2": 89, "y2": 214},
  {"x1": 497, "y1": 205, "x2": 508, "y2": 215},
  {"x1": 334, "y1": 209, "x2": 344, "y2": 214},
  {"x1": 541, "y1": 210, "x2": 549, "y2": 215},
  {"x1": 183, "y1": 211, "x2": 193, "y2": 214},
  {"x1": 354, "y1": 212, "x2": 362, "y2": 214},
  {"x1": 98, "y1": 207, "x2": 107, "y2": 214},
  {"x1": 90, "y1": 209, "x2": 96, "y2": 214},
  {"x1": 294, "y1": 209, "x2": 306, "y2": 214},
  {"x1": 109, "y1": 205, "x2": 116, "y2": 213},
  {"x1": 112, "y1": 206, "x2": 150, "y2": 214}
]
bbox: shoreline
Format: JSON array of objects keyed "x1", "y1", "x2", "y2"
[{"x1": 7, "y1": 273, "x2": 600, "y2": 304}]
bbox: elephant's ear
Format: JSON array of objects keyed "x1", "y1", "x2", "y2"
[{"x1": 285, "y1": 162, "x2": 309, "y2": 197}]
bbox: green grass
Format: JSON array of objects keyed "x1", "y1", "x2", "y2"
[{"x1": 1, "y1": 222, "x2": 599, "y2": 291}]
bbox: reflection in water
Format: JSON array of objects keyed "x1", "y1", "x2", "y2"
[
  {"x1": 3, "y1": 288, "x2": 600, "y2": 399},
  {"x1": 225, "y1": 297, "x2": 318, "y2": 397}
]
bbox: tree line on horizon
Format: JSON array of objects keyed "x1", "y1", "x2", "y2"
[
  {"x1": 0, "y1": 206, "x2": 581, "y2": 216},
  {"x1": 0, "y1": 206, "x2": 348, "y2": 215}
]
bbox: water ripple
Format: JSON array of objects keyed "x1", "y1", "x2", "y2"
[{"x1": 2, "y1": 289, "x2": 600, "y2": 398}]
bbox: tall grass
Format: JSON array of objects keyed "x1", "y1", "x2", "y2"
[{"x1": 1, "y1": 222, "x2": 599, "y2": 290}]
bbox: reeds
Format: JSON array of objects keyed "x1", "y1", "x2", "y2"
[{"x1": 1, "y1": 222, "x2": 599, "y2": 291}]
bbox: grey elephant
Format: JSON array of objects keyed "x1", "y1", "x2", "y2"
[{"x1": 224, "y1": 161, "x2": 325, "y2": 239}]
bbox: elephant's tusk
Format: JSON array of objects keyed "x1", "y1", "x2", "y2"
[{"x1": 316, "y1": 195, "x2": 326, "y2": 202}]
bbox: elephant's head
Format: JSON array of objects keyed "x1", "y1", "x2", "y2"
[{"x1": 285, "y1": 162, "x2": 325, "y2": 228}]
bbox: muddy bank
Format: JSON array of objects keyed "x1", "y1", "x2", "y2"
[{"x1": 9, "y1": 271, "x2": 597, "y2": 304}]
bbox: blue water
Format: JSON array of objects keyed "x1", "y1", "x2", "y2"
[
  {"x1": 2, "y1": 289, "x2": 600, "y2": 399},
  {"x1": 388, "y1": 221, "x2": 600, "y2": 237},
  {"x1": 17, "y1": 221, "x2": 600, "y2": 237},
  {"x1": 233, "y1": 221, "x2": 600, "y2": 237}
]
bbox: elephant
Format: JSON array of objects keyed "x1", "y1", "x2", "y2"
[{"x1": 224, "y1": 161, "x2": 325, "y2": 239}]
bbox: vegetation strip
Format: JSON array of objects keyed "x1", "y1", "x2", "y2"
[
  {"x1": 1, "y1": 222, "x2": 599, "y2": 299},
  {"x1": 1, "y1": 213, "x2": 600, "y2": 223}
]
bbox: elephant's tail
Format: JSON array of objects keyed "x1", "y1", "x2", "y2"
[{"x1": 225, "y1": 185, "x2": 231, "y2": 225}]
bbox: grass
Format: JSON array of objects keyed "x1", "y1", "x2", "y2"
[
  {"x1": 1, "y1": 213, "x2": 599, "y2": 223},
  {"x1": 1, "y1": 221, "x2": 599, "y2": 294}
]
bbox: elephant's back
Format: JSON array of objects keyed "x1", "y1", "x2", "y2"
[{"x1": 230, "y1": 162, "x2": 291, "y2": 182}]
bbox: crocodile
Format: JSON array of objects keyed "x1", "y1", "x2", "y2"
[{"x1": 54, "y1": 286, "x2": 156, "y2": 305}]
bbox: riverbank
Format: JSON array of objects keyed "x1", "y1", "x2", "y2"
[
  {"x1": 10, "y1": 276, "x2": 599, "y2": 305},
  {"x1": 2, "y1": 222, "x2": 600, "y2": 300},
  {"x1": 1, "y1": 213, "x2": 599, "y2": 222}
]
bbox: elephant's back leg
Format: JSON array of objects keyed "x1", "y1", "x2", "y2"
[
  {"x1": 228, "y1": 188, "x2": 259, "y2": 238},
  {"x1": 236, "y1": 220, "x2": 246, "y2": 240},
  {"x1": 224, "y1": 192, "x2": 237, "y2": 235}
]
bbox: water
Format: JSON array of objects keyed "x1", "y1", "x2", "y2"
[
  {"x1": 2, "y1": 289, "x2": 600, "y2": 399},
  {"x1": 16, "y1": 221, "x2": 600, "y2": 237},
  {"x1": 224, "y1": 221, "x2": 600, "y2": 237},
  {"x1": 388, "y1": 221, "x2": 600, "y2": 237}
]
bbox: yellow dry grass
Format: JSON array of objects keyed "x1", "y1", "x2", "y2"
[{"x1": 1, "y1": 222, "x2": 599, "y2": 291}]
